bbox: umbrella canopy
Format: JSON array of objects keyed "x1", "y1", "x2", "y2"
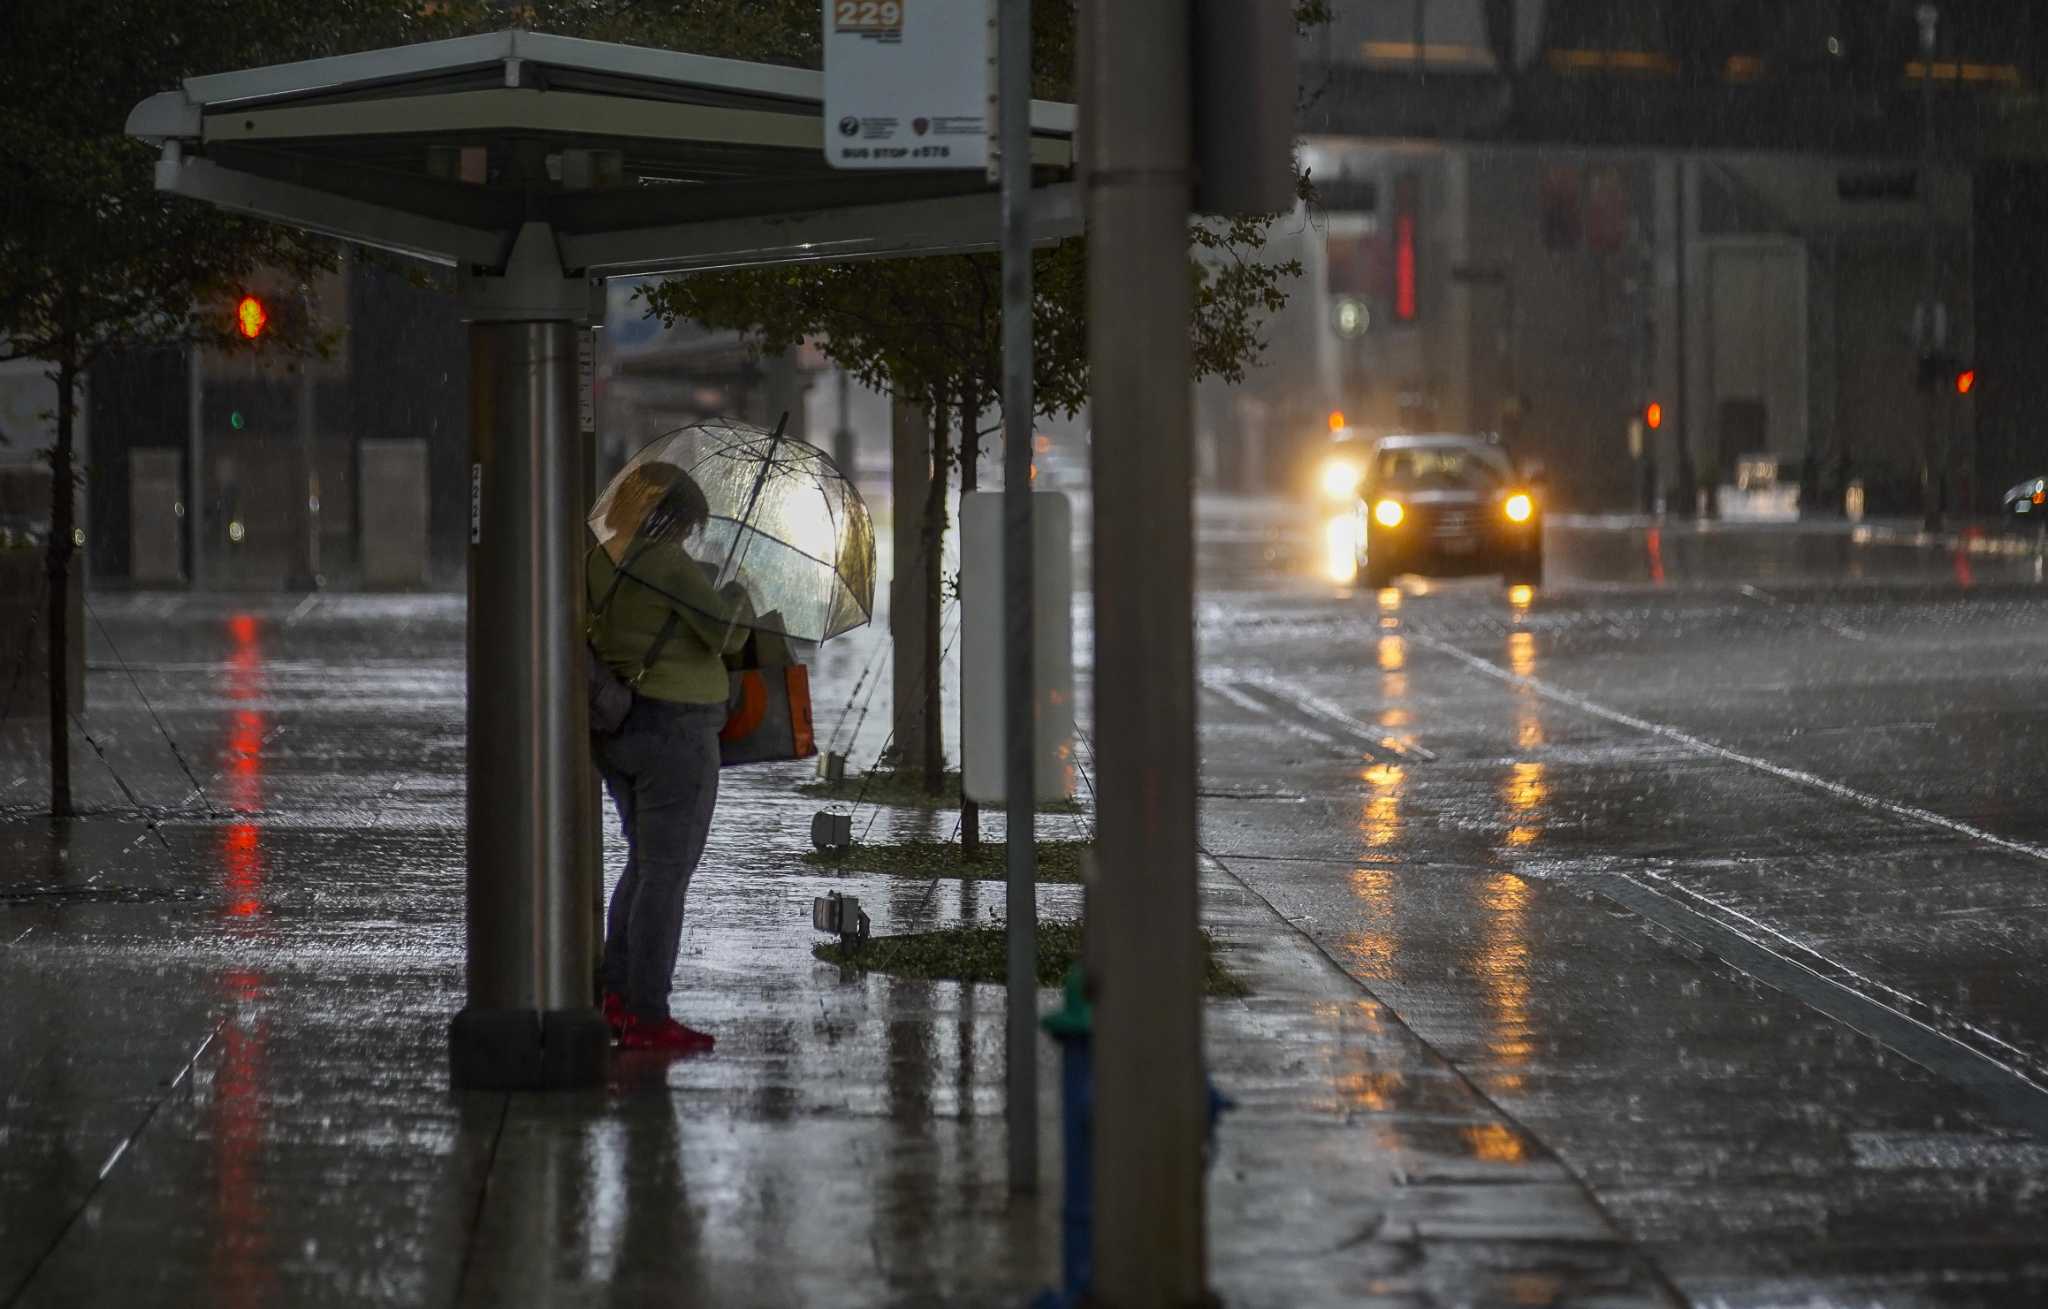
[{"x1": 589, "y1": 420, "x2": 875, "y2": 646}]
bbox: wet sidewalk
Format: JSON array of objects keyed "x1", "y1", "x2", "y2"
[{"x1": 1, "y1": 592, "x2": 1669, "y2": 1307}]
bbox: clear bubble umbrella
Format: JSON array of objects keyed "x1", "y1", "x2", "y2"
[{"x1": 588, "y1": 418, "x2": 875, "y2": 646}]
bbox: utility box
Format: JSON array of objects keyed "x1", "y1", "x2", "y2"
[
  {"x1": 960, "y1": 491, "x2": 1074, "y2": 806},
  {"x1": 129, "y1": 447, "x2": 185, "y2": 584},
  {"x1": 359, "y1": 438, "x2": 430, "y2": 588}
]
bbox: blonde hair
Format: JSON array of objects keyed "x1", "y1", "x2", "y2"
[{"x1": 603, "y1": 462, "x2": 708, "y2": 561}]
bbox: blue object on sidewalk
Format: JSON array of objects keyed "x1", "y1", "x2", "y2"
[
  {"x1": 1033, "y1": 965, "x2": 1233, "y2": 1309},
  {"x1": 1038, "y1": 965, "x2": 1094, "y2": 1308}
]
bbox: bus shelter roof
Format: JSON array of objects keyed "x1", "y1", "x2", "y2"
[{"x1": 127, "y1": 29, "x2": 1079, "y2": 276}]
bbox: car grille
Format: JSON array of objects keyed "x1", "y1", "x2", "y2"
[{"x1": 1429, "y1": 508, "x2": 1477, "y2": 540}]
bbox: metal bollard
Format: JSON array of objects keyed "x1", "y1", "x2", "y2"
[{"x1": 1035, "y1": 965, "x2": 1233, "y2": 1308}]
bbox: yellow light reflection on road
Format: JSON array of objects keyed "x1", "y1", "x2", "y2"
[
  {"x1": 1378, "y1": 635, "x2": 1406, "y2": 673},
  {"x1": 1508, "y1": 630, "x2": 1536, "y2": 678},
  {"x1": 1478, "y1": 872, "x2": 1534, "y2": 1093},
  {"x1": 1377, "y1": 587, "x2": 1402, "y2": 612},
  {"x1": 1323, "y1": 514, "x2": 1358, "y2": 585},
  {"x1": 1361, "y1": 762, "x2": 1405, "y2": 848},
  {"x1": 1344, "y1": 763, "x2": 1405, "y2": 991},
  {"x1": 1345, "y1": 866, "x2": 1396, "y2": 980},
  {"x1": 1503, "y1": 760, "x2": 1547, "y2": 847},
  {"x1": 1462, "y1": 1122, "x2": 1529, "y2": 1163},
  {"x1": 1508, "y1": 583, "x2": 1534, "y2": 610}
]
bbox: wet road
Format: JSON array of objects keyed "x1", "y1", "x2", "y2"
[{"x1": 1195, "y1": 504, "x2": 2048, "y2": 1301}]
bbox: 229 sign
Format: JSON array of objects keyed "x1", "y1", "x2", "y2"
[{"x1": 835, "y1": 1, "x2": 904, "y2": 35}]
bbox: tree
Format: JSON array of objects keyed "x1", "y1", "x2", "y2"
[
  {"x1": 642, "y1": 216, "x2": 1300, "y2": 817},
  {"x1": 0, "y1": 0, "x2": 465, "y2": 815}
]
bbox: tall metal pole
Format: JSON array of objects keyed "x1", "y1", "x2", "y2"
[
  {"x1": 295, "y1": 360, "x2": 321, "y2": 589},
  {"x1": 1919, "y1": 3, "x2": 1943, "y2": 532},
  {"x1": 1084, "y1": 1, "x2": 1206, "y2": 1301},
  {"x1": 450, "y1": 223, "x2": 607, "y2": 1090},
  {"x1": 997, "y1": 0, "x2": 1039, "y2": 1196},
  {"x1": 187, "y1": 345, "x2": 205, "y2": 589}
]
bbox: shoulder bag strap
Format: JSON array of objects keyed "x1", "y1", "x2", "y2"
[{"x1": 629, "y1": 610, "x2": 684, "y2": 688}]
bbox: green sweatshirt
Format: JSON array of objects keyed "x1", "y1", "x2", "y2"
[{"x1": 587, "y1": 545, "x2": 753, "y2": 705}]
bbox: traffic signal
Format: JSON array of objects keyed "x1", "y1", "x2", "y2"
[
  {"x1": 1645, "y1": 401, "x2": 1663, "y2": 430},
  {"x1": 234, "y1": 294, "x2": 268, "y2": 340},
  {"x1": 1956, "y1": 368, "x2": 1976, "y2": 396}
]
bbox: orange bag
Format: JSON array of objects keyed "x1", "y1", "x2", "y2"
[{"x1": 719, "y1": 660, "x2": 816, "y2": 766}]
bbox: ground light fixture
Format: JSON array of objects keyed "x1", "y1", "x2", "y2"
[
  {"x1": 1374, "y1": 499, "x2": 1405, "y2": 528},
  {"x1": 1504, "y1": 492, "x2": 1534, "y2": 522}
]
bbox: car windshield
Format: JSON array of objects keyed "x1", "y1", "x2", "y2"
[{"x1": 1374, "y1": 446, "x2": 1510, "y2": 492}]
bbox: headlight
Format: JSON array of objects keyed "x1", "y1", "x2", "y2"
[
  {"x1": 1373, "y1": 499, "x2": 1404, "y2": 528},
  {"x1": 1503, "y1": 492, "x2": 1533, "y2": 523},
  {"x1": 1320, "y1": 459, "x2": 1361, "y2": 500}
]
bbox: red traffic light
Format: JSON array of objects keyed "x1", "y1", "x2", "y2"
[
  {"x1": 1645, "y1": 402, "x2": 1663, "y2": 430},
  {"x1": 1956, "y1": 369, "x2": 1976, "y2": 395},
  {"x1": 235, "y1": 295, "x2": 268, "y2": 340}
]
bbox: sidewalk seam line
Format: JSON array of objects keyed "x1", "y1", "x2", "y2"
[
  {"x1": 2, "y1": 1015, "x2": 230, "y2": 1309},
  {"x1": 448, "y1": 1094, "x2": 511, "y2": 1309},
  {"x1": 1197, "y1": 845, "x2": 1686, "y2": 1306}
]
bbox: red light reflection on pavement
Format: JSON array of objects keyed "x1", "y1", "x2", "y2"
[
  {"x1": 1645, "y1": 527, "x2": 1666, "y2": 586},
  {"x1": 1954, "y1": 530, "x2": 1978, "y2": 589},
  {"x1": 221, "y1": 615, "x2": 266, "y2": 919},
  {"x1": 210, "y1": 968, "x2": 273, "y2": 1309}
]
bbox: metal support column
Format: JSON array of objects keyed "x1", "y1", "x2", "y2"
[
  {"x1": 1084, "y1": 0, "x2": 1207, "y2": 1301},
  {"x1": 449, "y1": 222, "x2": 609, "y2": 1090},
  {"x1": 997, "y1": 0, "x2": 1039, "y2": 1196}
]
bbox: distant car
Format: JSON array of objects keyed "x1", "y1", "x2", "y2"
[
  {"x1": 2002, "y1": 475, "x2": 2046, "y2": 530},
  {"x1": 1353, "y1": 433, "x2": 1543, "y2": 589}
]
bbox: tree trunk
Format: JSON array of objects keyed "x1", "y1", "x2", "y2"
[
  {"x1": 889, "y1": 397, "x2": 931, "y2": 778},
  {"x1": 921, "y1": 391, "x2": 949, "y2": 794},
  {"x1": 47, "y1": 349, "x2": 77, "y2": 819},
  {"x1": 958, "y1": 378, "x2": 982, "y2": 857}
]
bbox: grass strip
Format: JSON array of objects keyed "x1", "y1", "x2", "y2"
[
  {"x1": 814, "y1": 919, "x2": 1251, "y2": 998},
  {"x1": 798, "y1": 769, "x2": 1083, "y2": 813},
  {"x1": 801, "y1": 838, "x2": 1090, "y2": 883}
]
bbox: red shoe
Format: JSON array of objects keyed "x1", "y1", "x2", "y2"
[
  {"x1": 601, "y1": 991, "x2": 626, "y2": 1037},
  {"x1": 618, "y1": 1014, "x2": 715, "y2": 1054}
]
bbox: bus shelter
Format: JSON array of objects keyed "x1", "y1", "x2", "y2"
[{"x1": 128, "y1": 29, "x2": 1078, "y2": 1089}]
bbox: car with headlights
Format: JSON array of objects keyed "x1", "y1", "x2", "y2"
[
  {"x1": 2002, "y1": 475, "x2": 2046, "y2": 531},
  {"x1": 1351, "y1": 433, "x2": 1542, "y2": 589}
]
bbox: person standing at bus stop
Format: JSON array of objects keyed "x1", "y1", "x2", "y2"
[{"x1": 587, "y1": 463, "x2": 753, "y2": 1054}]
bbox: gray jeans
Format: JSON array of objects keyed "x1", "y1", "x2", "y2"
[{"x1": 595, "y1": 697, "x2": 724, "y2": 1020}]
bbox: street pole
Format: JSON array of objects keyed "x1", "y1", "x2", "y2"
[
  {"x1": 295, "y1": 359, "x2": 320, "y2": 590},
  {"x1": 1674, "y1": 159, "x2": 1696, "y2": 518},
  {"x1": 187, "y1": 345, "x2": 204, "y2": 590},
  {"x1": 1083, "y1": 0, "x2": 1207, "y2": 1301},
  {"x1": 449, "y1": 222, "x2": 608, "y2": 1090},
  {"x1": 997, "y1": 0, "x2": 1039, "y2": 1197},
  {"x1": 1919, "y1": 3, "x2": 1943, "y2": 532}
]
